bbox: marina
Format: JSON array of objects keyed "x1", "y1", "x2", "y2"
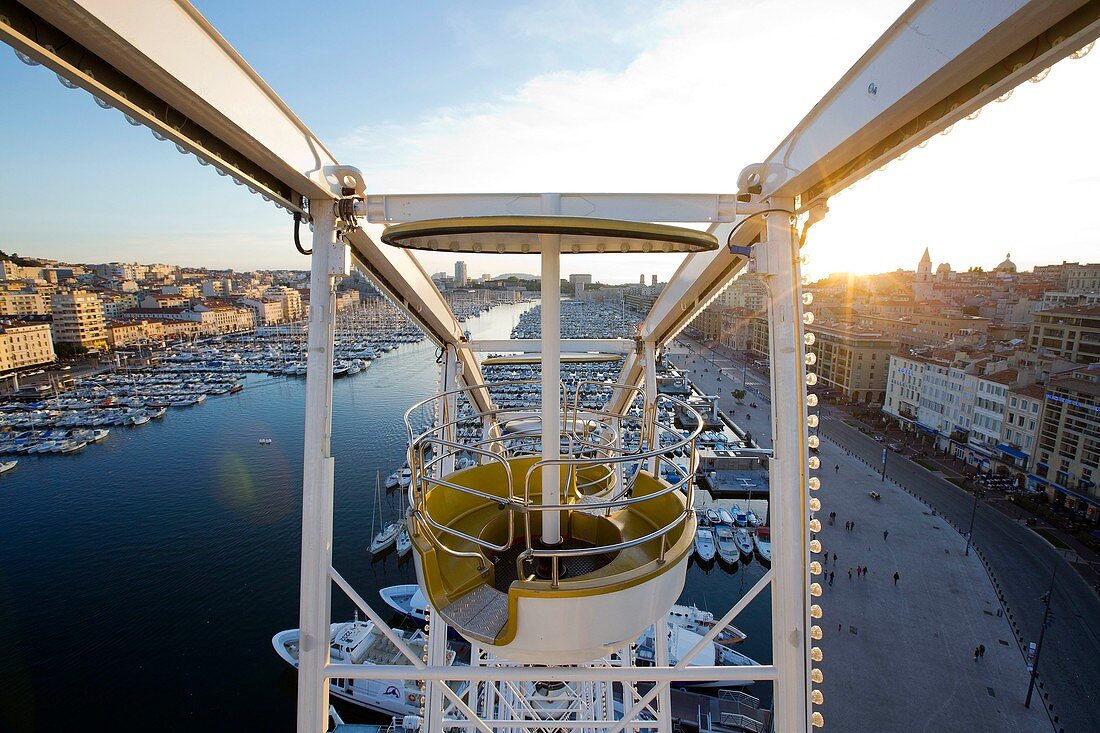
[{"x1": 0, "y1": 300, "x2": 774, "y2": 730}]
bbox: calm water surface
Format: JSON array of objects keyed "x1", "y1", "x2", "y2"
[{"x1": 0, "y1": 301, "x2": 772, "y2": 732}]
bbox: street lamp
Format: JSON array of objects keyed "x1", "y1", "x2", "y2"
[
  {"x1": 1025, "y1": 563, "x2": 1057, "y2": 708},
  {"x1": 964, "y1": 488, "x2": 984, "y2": 556}
]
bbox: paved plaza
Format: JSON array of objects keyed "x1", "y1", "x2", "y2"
[
  {"x1": 670, "y1": 341, "x2": 1054, "y2": 732},
  {"x1": 810, "y1": 426, "x2": 1050, "y2": 732}
]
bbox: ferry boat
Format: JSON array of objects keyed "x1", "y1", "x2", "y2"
[{"x1": 636, "y1": 622, "x2": 759, "y2": 688}]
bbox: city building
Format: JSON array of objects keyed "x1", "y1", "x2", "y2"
[
  {"x1": 1028, "y1": 305, "x2": 1100, "y2": 364},
  {"x1": 455, "y1": 261, "x2": 468, "y2": 287},
  {"x1": 1033, "y1": 364, "x2": 1100, "y2": 511},
  {"x1": 998, "y1": 384, "x2": 1045, "y2": 473},
  {"x1": 50, "y1": 290, "x2": 107, "y2": 350},
  {"x1": 105, "y1": 319, "x2": 166, "y2": 349},
  {"x1": 753, "y1": 319, "x2": 896, "y2": 403},
  {"x1": 0, "y1": 321, "x2": 55, "y2": 371},
  {"x1": 262, "y1": 285, "x2": 303, "y2": 321},
  {"x1": 0, "y1": 290, "x2": 50, "y2": 317},
  {"x1": 239, "y1": 297, "x2": 284, "y2": 325},
  {"x1": 1065, "y1": 263, "x2": 1100, "y2": 293}
]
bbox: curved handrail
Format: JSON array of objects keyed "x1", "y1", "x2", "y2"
[{"x1": 406, "y1": 382, "x2": 704, "y2": 578}]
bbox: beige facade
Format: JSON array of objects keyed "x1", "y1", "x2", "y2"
[
  {"x1": 263, "y1": 286, "x2": 303, "y2": 321},
  {"x1": 0, "y1": 322, "x2": 55, "y2": 371},
  {"x1": 752, "y1": 318, "x2": 897, "y2": 402},
  {"x1": 1028, "y1": 305, "x2": 1100, "y2": 364},
  {"x1": 0, "y1": 290, "x2": 50, "y2": 317},
  {"x1": 106, "y1": 319, "x2": 166, "y2": 348},
  {"x1": 50, "y1": 290, "x2": 107, "y2": 349},
  {"x1": 239, "y1": 297, "x2": 284, "y2": 325}
]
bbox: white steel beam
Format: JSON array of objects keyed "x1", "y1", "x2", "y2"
[
  {"x1": 366, "y1": 193, "x2": 739, "y2": 224},
  {"x1": 9, "y1": 0, "x2": 344, "y2": 204},
  {"x1": 324, "y1": 663, "x2": 777, "y2": 683},
  {"x1": 764, "y1": 0, "x2": 1100, "y2": 204},
  {"x1": 341, "y1": 229, "x2": 492, "y2": 414},
  {"x1": 467, "y1": 339, "x2": 635, "y2": 354},
  {"x1": 0, "y1": 2, "x2": 493, "y2": 416},
  {"x1": 758, "y1": 202, "x2": 811, "y2": 732},
  {"x1": 296, "y1": 200, "x2": 342, "y2": 733}
]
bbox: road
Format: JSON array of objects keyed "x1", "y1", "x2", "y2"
[{"x1": 822, "y1": 415, "x2": 1100, "y2": 733}]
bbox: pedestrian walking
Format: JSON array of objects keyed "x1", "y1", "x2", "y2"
[
  {"x1": 829, "y1": 511, "x2": 836, "y2": 526},
  {"x1": 973, "y1": 646, "x2": 980, "y2": 662},
  {"x1": 848, "y1": 568, "x2": 852, "y2": 580},
  {"x1": 978, "y1": 644, "x2": 985, "y2": 658},
  {"x1": 850, "y1": 521, "x2": 856, "y2": 532},
  {"x1": 828, "y1": 571, "x2": 834, "y2": 587},
  {"x1": 893, "y1": 571, "x2": 899, "y2": 586},
  {"x1": 864, "y1": 564, "x2": 869, "y2": 576},
  {"x1": 838, "y1": 623, "x2": 843, "y2": 633},
  {"x1": 883, "y1": 529, "x2": 889, "y2": 541},
  {"x1": 856, "y1": 566, "x2": 862, "y2": 577},
  {"x1": 832, "y1": 553, "x2": 837, "y2": 565},
  {"x1": 835, "y1": 464, "x2": 840, "y2": 474}
]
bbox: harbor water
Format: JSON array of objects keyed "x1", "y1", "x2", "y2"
[{"x1": 0, "y1": 301, "x2": 772, "y2": 732}]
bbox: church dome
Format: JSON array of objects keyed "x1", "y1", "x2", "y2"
[{"x1": 994, "y1": 253, "x2": 1017, "y2": 273}]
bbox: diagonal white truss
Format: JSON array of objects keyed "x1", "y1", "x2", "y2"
[{"x1": 2, "y1": 1, "x2": 1098, "y2": 731}]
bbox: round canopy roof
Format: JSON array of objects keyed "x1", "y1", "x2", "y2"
[{"x1": 380, "y1": 216, "x2": 719, "y2": 255}]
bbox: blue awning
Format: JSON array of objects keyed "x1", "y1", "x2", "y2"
[
  {"x1": 997, "y1": 444, "x2": 1029, "y2": 461},
  {"x1": 1027, "y1": 474, "x2": 1100, "y2": 509},
  {"x1": 915, "y1": 422, "x2": 938, "y2": 435},
  {"x1": 967, "y1": 443, "x2": 993, "y2": 458}
]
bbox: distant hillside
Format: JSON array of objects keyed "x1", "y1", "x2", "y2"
[
  {"x1": 496, "y1": 273, "x2": 540, "y2": 281},
  {"x1": 0, "y1": 250, "x2": 42, "y2": 267}
]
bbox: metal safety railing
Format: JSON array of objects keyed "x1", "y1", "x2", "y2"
[{"x1": 403, "y1": 379, "x2": 704, "y2": 583}]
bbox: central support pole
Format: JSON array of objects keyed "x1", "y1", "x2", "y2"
[
  {"x1": 297, "y1": 199, "x2": 346, "y2": 733},
  {"x1": 759, "y1": 200, "x2": 811, "y2": 732},
  {"x1": 540, "y1": 193, "x2": 562, "y2": 546}
]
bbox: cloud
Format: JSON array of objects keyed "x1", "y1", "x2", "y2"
[{"x1": 335, "y1": 0, "x2": 909, "y2": 281}]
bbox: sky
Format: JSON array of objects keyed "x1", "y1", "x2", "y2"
[{"x1": 0, "y1": 0, "x2": 1097, "y2": 283}]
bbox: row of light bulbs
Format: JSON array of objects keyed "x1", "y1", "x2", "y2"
[
  {"x1": 848, "y1": 38, "x2": 1095, "y2": 186},
  {"x1": 13, "y1": 47, "x2": 295, "y2": 214},
  {"x1": 802, "y1": 288, "x2": 826, "y2": 728}
]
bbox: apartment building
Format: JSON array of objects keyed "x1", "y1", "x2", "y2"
[
  {"x1": 0, "y1": 321, "x2": 55, "y2": 371},
  {"x1": 753, "y1": 319, "x2": 896, "y2": 403},
  {"x1": 239, "y1": 297, "x2": 284, "y2": 325},
  {"x1": 1028, "y1": 305, "x2": 1100, "y2": 364},
  {"x1": 262, "y1": 285, "x2": 303, "y2": 321},
  {"x1": 0, "y1": 290, "x2": 50, "y2": 317},
  {"x1": 999, "y1": 385, "x2": 1045, "y2": 472},
  {"x1": 1034, "y1": 365, "x2": 1100, "y2": 509},
  {"x1": 106, "y1": 319, "x2": 166, "y2": 349},
  {"x1": 50, "y1": 290, "x2": 107, "y2": 349}
]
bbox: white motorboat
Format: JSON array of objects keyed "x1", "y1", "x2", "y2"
[
  {"x1": 667, "y1": 603, "x2": 746, "y2": 648},
  {"x1": 705, "y1": 508, "x2": 721, "y2": 525},
  {"x1": 732, "y1": 505, "x2": 749, "y2": 526},
  {"x1": 636, "y1": 621, "x2": 759, "y2": 687},
  {"x1": 753, "y1": 526, "x2": 772, "y2": 564},
  {"x1": 385, "y1": 470, "x2": 401, "y2": 490},
  {"x1": 693, "y1": 527, "x2": 716, "y2": 562},
  {"x1": 272, "y1": 616, "x2": 459, "y2": 716},
  {"x1": 0, "y1": 460, "x2": 16, "y2": 474},
  {"x1": 714, "y1": 527, "x2": 739, "y2": 564},
  {"x1": 745, "y1": 509, "x2": 761, "y2": 527},
  {"x1": 396, "y1": 527, "x2": 412, "y2": 557},
  {"x1": 398, "y1": 467, "x2": 412, "y2": 488},
  {"x1": 88, "y1": 428, "x2": 111, "y2": 442},
  {"x1": 716, "y1": 507, "x2": 735, "y2": 526},
  {"x1": 734, "y1": 528, "x2": 755, "y2": 558},
  {"x1": 131, "y1": 414, "x2": 151, "y2": 426},
  {"x1": 379, "y1": 584, "x2": 429, "y2": 621}
]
